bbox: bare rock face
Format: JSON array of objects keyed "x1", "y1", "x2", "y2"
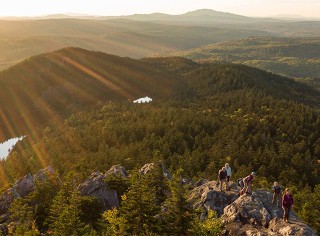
[
  {"x1": 189, "y1": 183, "x2": 316, "y2": 235},
  {"x1": 139, "y1": 162, "x2": 172, "y2": 180},
  {"x1": 106, "y1": 164, "x2": 127, "y2": 178},
  {"x1": 0, "y1": 166, "x2": 56, "y2": 220},
  {"x1": 34, "y1": 166, "x2": 56, "y2": 182},
  {"x1": 77, "y1": 165, "x2": 128, "y2": 210},
  {"x1": 222, "y1": 193, "x2": 271, "y2": 227},
  {"x1": 188, "y1": 180, "x2": 238, "y2": 217}
]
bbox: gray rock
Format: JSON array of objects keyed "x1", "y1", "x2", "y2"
[
  {"x1": 0, "y1": 166, "x2": 57, "y2": 221},
  {"x1": 222, "y1": 193, "x2": 271, "y2": 227},
  {"x1": 188, "y1": 180, "x2": 238, "y2": 216},
  {"x1": 106, "y1": 165, "x2": 127, "y2": 178},
  {"x1": 77, "y1": 172, "x2": 119, "y2": 210},
  {"x1": 13, "y1": 173, "x2": 34, "y2": 198},
  {"x1": 195, "y1": 179, "x2": 208, "y2": 187},
  {"x1": 221, "y1": 190, "x2": 317, "y2": 236},
  {"x1": 34, "y1": 166, "x2": 56, "y2": 182},
  {"x1": 188, "y1": 183, "x2": 316, "y2": 235},
  {"x1": 139, "y1": 162, "x2": 172, "y2": 180}
]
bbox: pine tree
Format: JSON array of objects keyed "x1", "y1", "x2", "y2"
[
  {"x1": 9, "y1": 198, "x2": 38, "y2": 235},
  {"x1": 48, "y1": 172, "x2": 86, "y2": 235},
  {"x1": 27, "y1": 177, "x2": 60, "y2": 232},
  {"x1": 120, "y1": 171, "x2": 161, "y2": 235},
  {"x1": 162, "y1": 169, "x2": 193, "y2": 235}
]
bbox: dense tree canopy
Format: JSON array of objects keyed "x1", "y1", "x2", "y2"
[{"x1": 1, "y1": 55, "x2": 320, "y2": 233}]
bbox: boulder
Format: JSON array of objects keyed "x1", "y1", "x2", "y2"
[
  {"x1": 188, "y1": 180, "x2": 238, "y2": 216},
  {"x1": 0, "y1": 166, "x2": 57, "y2": 221},
  {"x1": 34, "y1": 166, "x2": 56, "y2": 182},
  {"x1": 77, "y1": 172, "x2": 119, "y2": 210},
  {"x1": 106, "y1": 165, "x2": 127, "y2": 178},
  {"x1": 139, "y1": 162, "x2": 172, "y2": 180},
  {"x1": 221, "y1": 190, "x2": 317, "y2": 236},
  {"x1": 12, "y1": 173, "x2": 34, "y2": 199},
  {"x1": 195, "y1": 179, "x2": 208, "y2": 187},
  {"x1": 188, "y1": 183, "x2": 317, "y2": 235},
  {"x1": 222, "y1": 193, "x2": 271, "y2": 227}
]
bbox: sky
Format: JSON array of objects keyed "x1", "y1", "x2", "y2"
[{"x1": 0, "y1": 0, "x2": 319, "y2": 18}]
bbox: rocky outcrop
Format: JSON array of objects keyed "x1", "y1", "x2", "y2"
[
  {"x1": 189, "y1": 181, "x2": 317, "y2": 236},
  {"x1": 77, "y1": 165, "x2": 128, "y2": 210},
  {"x1": 106, "y1": 164, "x2": 127, "y2": 178},
  {"x1": 189, "y1": 180, "x2": 238, "y2": 218},
  {"x1": 139, "y1": 162, "x2": 172, "y2": 180},
  {"x1": 33, "y1": 165, "x2": 56, "y2": 182},
  {"x1": 0, "y1": 166, "x2": 56, "y2": 222},
  {"x1": 77, "y1": 171, "x2": 119, "y2": 210}
]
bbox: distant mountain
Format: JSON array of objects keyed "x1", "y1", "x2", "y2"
[
  {"x1": 1, "y1": 48, "x2": 319, "y2": 141},
  {"x1": 181, "y1": 9, "x2": 250, "y2": 20},
  {"x1": 123, "y1": 9, "x2": 252, "y2": 23},
  {"x1": 0, "y1": 18, "x2": 271, "y2": 71},
  {"x1": 0, "y1": 9, "x2": 254, "y2": 22}
]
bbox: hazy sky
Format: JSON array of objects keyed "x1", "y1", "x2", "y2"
[{"x1": 0, "y1": 0, "x2": 319, "y2": 17}]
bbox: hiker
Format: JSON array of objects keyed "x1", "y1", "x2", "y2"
[
  {"x1": 271, "y1": 182, "x2": 283, "y2": 206},
  {"x1": 240, "y1": 172, "x2": 256, "y2": 195},
  {"x1": 225, "y1": 163, "x2": 232, "y2": 189},
  {"x1": 218, "y1": 167, "x2": 227, "y2": 192},
  {"x1": 282, "y1": 188, "x2": 294, "y2": 223}
]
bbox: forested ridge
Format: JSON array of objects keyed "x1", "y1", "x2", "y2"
[
  {"x1": 173, "y1": 37, "x2": 320, "y2": 89},
  {"x1": 0, "y1": 51, "x2": 320, "y2": 234}
]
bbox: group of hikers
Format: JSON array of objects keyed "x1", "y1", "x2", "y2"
[{"x1": 216, "y1": 164, "x2": 294, "y2": 223}]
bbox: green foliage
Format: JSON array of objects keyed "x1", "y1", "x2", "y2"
[
  {"x1": 78, "y1": 196, "x2": 104, "y2": 229},
  {"x1": 9, "y1": 198, "x2": 39, "y2": 235},
  {"x1": 191, "y1": 210, "x2": 223, "y2": 236},
  {"x1": 174, "y1": 37, "x2": 320, "y2": 85},
  {"x1": 104, "y1": 174, "x2": 130, "y2": 204},
  {"x1": 293, "y1": 184, "x2": 320, "y2": 233},
  {"x1": 101, "y1": 208, "x2": 126, "y2": 236},
  {"x1": 26, "y1": 178, "x2": 60, "y2": 232},
  {"x1": 1, "y1": 53, "x2": 320, "y2": 234},
  {"x1": 161, "y1": 169, "x2": 194, "y2": 235},
  {"x1": 48, "y1": 172, "x2": 88, "y2": 235},
  {"x1": 120, "y1": 171, "x2": 161, "y2": 235}
]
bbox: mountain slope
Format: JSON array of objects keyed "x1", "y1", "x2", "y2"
[
  {"x1": 0, "y1": 48, "x2": 175, "y2": 141},
  {"x1": 172, "y1": 37, "x2": 320, "y2": 81},
  {"x1": 144, "y1": 57, "x2": 320, "y2": 105},
  {"x1": 1, "y1": 48, "x2": 320, "y2": 141}
]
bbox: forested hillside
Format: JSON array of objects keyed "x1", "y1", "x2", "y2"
[
  {"x1": 173, "y1": 37, "x2": 320, "y2": 82},
  {"x1": 0, "y1": 48, "x2": 176, "y2": 141},
  {"x1": 0, "y1": 51, "x2": 320, "y2": 233}
]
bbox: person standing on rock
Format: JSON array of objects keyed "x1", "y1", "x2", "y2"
[
  {"x1": 241, "y1": 172, "x2": 256, "y2": 195},
  {"x1": 271, "y1": 182, "x2": 282, "y2": 207},
  {"x1": 282, "y1": 188, "x2": 294, "y2": 223},
  {"x1": 225, "y1": 163, "x2": 232, "y2": 190},
  {"x1": 218, "y1": 167, "x2": 227, "y2": 192}
]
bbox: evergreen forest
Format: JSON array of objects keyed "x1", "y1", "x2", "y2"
[{"x1": 0, "y1": 50, "x2": 319, "y2": 234}]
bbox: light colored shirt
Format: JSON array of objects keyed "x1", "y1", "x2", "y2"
[{"x1": 225, "y1": 166, "x2": 232, "y2": 176}]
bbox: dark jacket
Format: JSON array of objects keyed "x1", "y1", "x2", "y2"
[
  {"x1": 219, "y1": 170, "x2": 227, "y2": 181},
  {"x1": 272, "y1": 185, "x2": 282, "y2": 194},
  {"x1": 244, "y1": 174, "x2": 254, "y2": 185},
  {"x1": 282, "y1": 194, "x2": 294, "y2": 207}
]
